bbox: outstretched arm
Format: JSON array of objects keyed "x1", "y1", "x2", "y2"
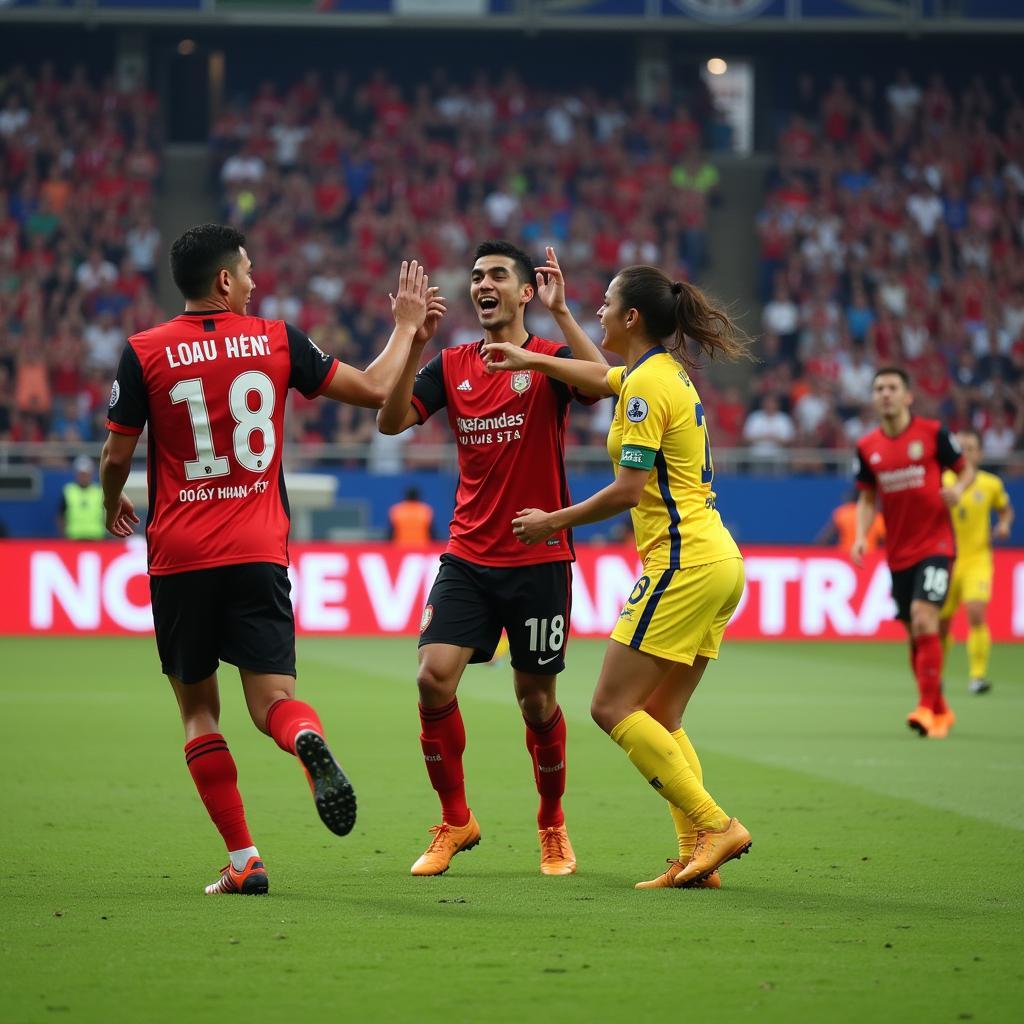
[
  {"x1": 322, "y1": 261, "x2": 430, "y2": 410},
  {"x1": 511, "y1": 468, "x2": 648, "y2": 545},
  {"x1": 483, "y1": 341, "x2": 614, "y2": 397},
  {"x1": 100, "y1": 431, "x2": 141, "y2": 537}
]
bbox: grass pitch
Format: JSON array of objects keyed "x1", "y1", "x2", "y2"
[{"x1": 2, "y1": 636, "x2": 1022, "y2": 1023}]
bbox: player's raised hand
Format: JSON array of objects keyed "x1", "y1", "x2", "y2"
[
  {"x1": 414, "y1": 286, "x2": 447, "y2": 347},
  {"x1": 534, "y1": 246, "x2": 567, "y2": 315},
  {"x1": 483, "y1": 341, "x2": 532, "y2": 373},
  {"x1": 512, "y1": 508, "x2": 555, "y2": 545},
  {"x1": 105, "y1": 494, "x2": 140, "y2": 538},
  {"x1": 390, "y1": 260, "x2": 428, "y2": 332}
]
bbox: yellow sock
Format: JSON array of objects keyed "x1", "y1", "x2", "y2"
[
  {"x1": 967, "y1": 624, "x2": 991, "y2": 680},
  {"x1": 609, "y1": 711, "x2": 728, "y2": 832},
  {"x1": 669, "y1": 728, "x2": 701, "y2": 860}
]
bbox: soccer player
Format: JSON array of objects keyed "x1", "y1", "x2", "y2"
[
  {"x1": 851, "y1": 368, "x2": 975, "y2": 739},
  {"x1": 485, "y1": 265, "x2": 751, "y2": 890},
  {"x1": 100, "y1": 224, "x2": 434, "y2": 894},
  {"x1": 939, "y1": 429, "x2": 1014, "y2": 695},
  {"x1": 377, "y1": 242, "x2": 606, "y2": 877}
]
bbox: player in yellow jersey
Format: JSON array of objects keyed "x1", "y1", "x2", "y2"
[
  {"x1": 485, "y1": 264, "x2": 751, "y2": 890},
  {"x1": 940, "y1": 429, "x2": 1014, "y2": 696}
]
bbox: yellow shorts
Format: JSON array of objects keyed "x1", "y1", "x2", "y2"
[
  {"x1": 610, "y1": 557, "x2": 745, "y2": 665},
  {"x1": 942, "y1": 557, "x2": 993, "y2": 616}
]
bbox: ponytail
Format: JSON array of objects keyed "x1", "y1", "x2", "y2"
[{"x1": 615, "y1": 266, "x2": 750, "y2": 370}]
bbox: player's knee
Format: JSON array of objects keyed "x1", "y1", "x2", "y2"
[
  {"x1": 416, "y1": 662, "x2": 458, "y2": 705},
  {"x1": 518, "y1": 688, "x2": 554, "y2": 724},
  {"x1": 590, "y1": 695, "x2": 618, "y2": 735}
]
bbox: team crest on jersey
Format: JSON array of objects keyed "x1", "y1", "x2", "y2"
[
  {"x1": 908, "y1": 440, "x2": 924, "y2": 461},
  {"x1": 420, "y1": 604, "x2": 434, "y2": 632},
  {"x1": 626, "y1": 397, "x2": 649, "y2": 423},
  {"x1": 510, "y1": 371, "x2": 532, "y2": 395},
  {"x1": 108, "y1": 380, "x2": 120, "y2": 408}
]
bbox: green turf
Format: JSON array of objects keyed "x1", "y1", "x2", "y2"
[{"x1": 2, "y1": 637, "x2": 1022, "y2": 1023}]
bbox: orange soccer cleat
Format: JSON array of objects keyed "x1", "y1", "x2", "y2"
[
  {"x1": 635, "y1": 859, "x2": 721, "y2": 890},
  {"x1": 907, "y1": 705, "x2": 934, "y2": 738},
  {"x1": 672, "y1": 818, "x2": 752, "y2": 888},
  {"x1": 928, "y1": 709, "x2": 957, "y2": 739},
  {"x1": 410, "y1": 813, "x2": 481, "y2": 876},
  {"x1": 538, "y1": 825, "x2": 577, "y2": 876},
  {"x1": 204, "y1": 856, "x2": 269, "y2": 896}
]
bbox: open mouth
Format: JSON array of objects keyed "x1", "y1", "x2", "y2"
[{"x1": 478, "y1": 297, "x2": 499, "y2": 313}]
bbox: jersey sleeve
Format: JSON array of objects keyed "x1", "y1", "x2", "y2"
[
  {"x1": 411, "y1": 353, "x2": 446, "y2": 424},
  {"x1": 105, "y1": 343, "x2": 148, "y2": 436},
  {"x1": 553, "y1": 345, "x2": 601, "y2": 406},
  {"x1": 617, "y1": 373, "x2": 670, "y2": 472},
  {"x1": 606, "y1": 366, "x2": 626, "y2": 396},
  {"x1": 286, "y1": 323, "x2": 339, "y2": 398},
  {"x1": 993, "y1": 476, "x2": 1011, "y2": 512},
  {"x1": 854, "y1": 445, "x2": 876, "y2": 489},
  {"x1": 936, "y1": 426, "x2": 965, "y2": 472}
]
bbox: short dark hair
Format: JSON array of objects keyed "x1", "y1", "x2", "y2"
[
  {"x1": 957, "y1": 426, "x2": 982, "y2": 445},
  {"x1": 170, "y1": 224, "x2": 246, "y2": 300},
  {"x1": 873, "y1": 365, "x2": 911, "y2": 388},
  {"x1": 474, "y1": 240, "x2": 534, "y2": 290},
  {"x1": 404, "y1": 486, "x2": 421, "y2": 501}
]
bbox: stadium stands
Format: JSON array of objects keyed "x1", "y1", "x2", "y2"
[{"x1": 0, "y1": 62, "x2": 164, "y2": 445}]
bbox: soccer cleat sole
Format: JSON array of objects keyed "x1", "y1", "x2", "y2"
[
  {"x1": 239, "y1": 872, "x2": 269, "y2": 895},
  {"x1": 907, "y1": 719, "x2": 929, "y2": 738},
  {"x1": 295, "y1": 731, "x2": 357, "y2": 837}
]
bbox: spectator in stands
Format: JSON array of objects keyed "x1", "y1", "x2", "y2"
[
  {"x1": 58, "y1": 455, "x2": 106, "y2": 540},
  {"x1": 388, "y1": 486, "x2": 435, "y2": 546},
  {"x1": 742, "y1": 394, "x2": 796, "y2": 456}
]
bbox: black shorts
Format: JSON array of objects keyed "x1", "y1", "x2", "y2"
[
  {"x1": 890, "y1": 556, "x2": 952, "y2": 622},
  {"x1": 150, "y1": 562, "x2": 296, "y2": 684},
  {"x1": 418, "y1": 554, "x2": 573, "y2": 675}
]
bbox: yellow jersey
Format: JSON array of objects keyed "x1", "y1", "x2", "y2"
[
  {"x1": 942, "y1": 468, "x2": 1010, "y2": 563},
  {"x1": 607, "y1": 348, "x2": 740, "y2": 570}
]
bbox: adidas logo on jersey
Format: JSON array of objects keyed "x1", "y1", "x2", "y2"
[{"x1": 457, "y1": 379, "x2": 473, "y2": 391}]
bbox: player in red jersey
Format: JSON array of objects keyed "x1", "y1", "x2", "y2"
[
  {"x1": 100, "y1": 224, "x2": 435, "y2": 893},
  {"x1": 852, "y1": 367, "x2": 974, "y2": 739},
  {"x1": 377, "y1": 242, "x2": 606, "y2": 877}
]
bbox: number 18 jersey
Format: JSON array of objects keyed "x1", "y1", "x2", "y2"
[{"x1": 106, "y1": 310, "x2": 339, "y2": 575}]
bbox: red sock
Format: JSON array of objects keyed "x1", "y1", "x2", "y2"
[
  {"x1": 265, "y1": 698, "x2": 323, "y2": 755},
  {"x1": 913, "y1": 634, "x2": 944, "y2": 713},
  {"x1": 525, "y1": 706, "x2": 566, "y2": 830},
  {"x1": 184, "y1": 734, "x2": 253, "y2": 852},
  {"x1": 419, "y1": 698, "x2": 469, "y2": 827}
]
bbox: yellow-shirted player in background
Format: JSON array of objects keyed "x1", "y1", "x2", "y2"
[
  {"x1": 940, "y1": 429, "x2": 1014, "y2": 694},
  {"x1": 484, "y1": 263, "x2": 751, "y2": 891}
]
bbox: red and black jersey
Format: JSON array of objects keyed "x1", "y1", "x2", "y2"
[
  {"x1": 855, "y1": 416, "x2": 965, "y2": 571},
  {"x1": 411, "y1": 336, "x2": 598, "y2": 567},
  {"x1": 106, "y1": 310, "x2": 339, "y2": 575}
]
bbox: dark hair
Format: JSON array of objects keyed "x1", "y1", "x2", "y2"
[
  {"x1": 170, "y1": 224, "x2": 246, "y2": 300},
  {"x1": 957, "y1": 426, "x2": 981, "y2": 444},
  {"x1": 873, "y1": 366, "x2": 911, "y2": 388},
  {"x1": 613, "y1": 266, "x2": 748, "y2": 369},
  {"x1": 474, "y1": 240, "x2": 535, "y2": 290},
  {"x1": 404, "y1": 486, "x2": 421, "y2": 501}
]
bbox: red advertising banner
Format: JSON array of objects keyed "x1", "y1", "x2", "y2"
[{"x1": 0, "y1": 541, "x2": 1022, "y2": 641}]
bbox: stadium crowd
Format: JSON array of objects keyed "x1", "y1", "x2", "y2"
[
  {"x1": 0, "y1": 62, "x2": 163, "y2": 448},
  {"x1": 4, "y1": 60, "x2": 1024, "y2": 466},
  {"x1": 752, "y1": 69, "x2": 1024, "y2": 462},
  {"x1": 210, "y1": 68, "x2": 720, "y2": 454}
]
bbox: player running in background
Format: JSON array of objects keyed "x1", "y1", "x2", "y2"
[
  {"x1": 939, "y1": 429, "x2": 1014, "y2": 695},
  {"x1": 377, "y1": 242, "x2": 605, "y2": 878},
  {"x1": 100, "y1": 224, "x2": 434, "y2": 894},
  {"x1": 852, "y1": 368, "x2": 974, "y2": 739},
  {"x1": 485, "y1": 265, "x2": 751, "y2": 891}
]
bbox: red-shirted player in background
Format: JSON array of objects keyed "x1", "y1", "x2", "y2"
[
  {"x1": 852, "y1": 367, "x2": 974, "y2": 739},
  {"x1": 100, "y1": 224, "x2": 435, "y2": 894},
  {"x1": 378, "y1": 242, "x2": 606, "y2": 877}
]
